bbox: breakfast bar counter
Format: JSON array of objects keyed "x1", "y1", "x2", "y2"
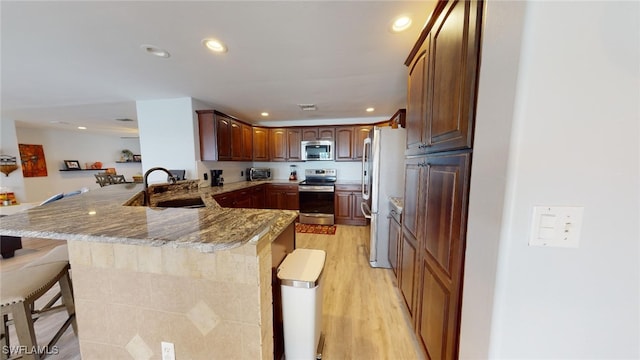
[{"x1": 0, "y1": 182, "x2": 298, "y2": 360}]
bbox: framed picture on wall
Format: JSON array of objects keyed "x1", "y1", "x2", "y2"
[{"x1": 64, "y1": 160, "x2": 81, "y2": 170}]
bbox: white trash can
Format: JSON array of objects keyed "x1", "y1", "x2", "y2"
[{"x1": 277, "y1": 249, "x2": 326, "y2": 360}]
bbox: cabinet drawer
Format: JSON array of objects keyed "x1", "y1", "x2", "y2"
[
  {"x1": 267, "y1": 184, "x2": 298, "y2": 191},
  {"x1": 335, "y1": 184, "x2": 361, "y2": 192}
]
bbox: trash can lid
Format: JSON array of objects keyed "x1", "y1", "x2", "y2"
[{"x1": 277, "y1": 249, "x2": 326, "y2": 288}]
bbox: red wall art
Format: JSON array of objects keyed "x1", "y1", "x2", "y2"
[{"x1": 18, "y1": 144, "x2": 48, "y2": 177}]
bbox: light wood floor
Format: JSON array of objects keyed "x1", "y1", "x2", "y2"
[{"x1": 1, "y1": 226, "x2": 422, "y2": 359}]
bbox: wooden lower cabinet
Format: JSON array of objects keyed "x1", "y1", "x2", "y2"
[
  {"x1": 401, "y1": 152, "x2": 471, "y2": 359},
  {"x1": 388, "y1": 213, "x2": 401, "y2": 277},
  {"x1": 334, "y1": 184, "x2": 366, "y2": 226},
  {"x1": 212, "y1": 184, "x2": 266, "y2": 209},
  {"x1": 399, "y1": 228, "x2": 418, "y2": 316},
  {"x1": 266, "y1": 184, "x2": 299, "y2": 210}
]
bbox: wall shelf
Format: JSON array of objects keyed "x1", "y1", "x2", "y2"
[{"x1": 59, "y1": 169, "x2": 108, "y2": 172}]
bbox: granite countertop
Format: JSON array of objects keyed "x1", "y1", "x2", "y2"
[
  {"x1": 0, "y1": 181, "x2": 298, "y2": 253},
  {"x1": 390, "y1": 197, "x2": 404, "y2": 213}
]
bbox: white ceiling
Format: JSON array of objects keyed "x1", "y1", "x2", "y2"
[{"x1": 1, "y1": 1, "x2": 435, "y2": 136}]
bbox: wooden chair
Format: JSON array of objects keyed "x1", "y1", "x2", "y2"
[
  {"x1": 94, "y1": 173, "x2": 112, "y2": 187},
  {"x1": 110, "y1": 174, "x2": 126, "y2": 184},
  {"x1": 0, "y1": 245, "x2": 76, "y2": 360}
]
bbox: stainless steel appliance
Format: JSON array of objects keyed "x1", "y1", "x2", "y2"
[
  {"x1": 298, "y1": 169, "x2": 337, "y2": 225},
  {"x1": 361, "y1": 126, "x2": 406, "y2": 268},
  {"x1": 246, "y1": 167, "x2": 272, "y2": 181},
  {"x1": 301, "y1": 140, "x2": 333, "y2": 161},
  {"x1": 210, "y1": 169, "x2": 224, "y2": 186}
]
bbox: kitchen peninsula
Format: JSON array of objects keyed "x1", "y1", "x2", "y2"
[{"x1": 0, "y1": 181, "x2": 298, "y2": 359}]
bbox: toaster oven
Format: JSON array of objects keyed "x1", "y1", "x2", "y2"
[{"x1": 246, "y1": 167, "x2": 272, "y2": 181}]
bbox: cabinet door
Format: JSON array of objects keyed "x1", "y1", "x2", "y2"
[
  {"x1": 334, "y1": 190, "x2": 352, "y2": 222},
  {"x1": 403, "y1": 158, "x2": 424, "y2": 241},
  {"x1": 284, "y1": 191, "x2": 299, "y2": 210},
  {"x1": 335, "y1": 127, "x2": 354, "y2": 161},
  {"x1": 400, "y1": 228, "x2": 418, "y2": 317},
  {"x1": 351, "y1": 192, "x2": 366, "y2": 224},
  {"x1": 426, "y1": 0, "x2": 481, "y2": 153},
  {"x1": 253, "y1": 127, "x2": 269, "y2": 161},
  {"x1": 406, "y1": 41, "x2": 428, "y2": 154},
  {"x1": 318, "y1": 127, "x2": 335, "y2": 141},
  {"x1": 235, "y1": 195, "x2": 252, "y2": 208},
  {"x1": 230, "y1": 120, "x2": 243, "y2": 161},
  {"x1": 197, "y1": 111, "x2": 217, "y2": 161},
  {"x1": 250, "y1": 185, "x2": 266, "y2": 209},
  {"x1": 213, "y1": 192, "x2": 235, "y2": 208},
  {"x1": 216, "y1": 115, "x2": 232, "y2": 160},
  {"x1": 415, "y1": 152, "x2": 471, "y2": 360},
  {"x1": 389, "y1": 216, "x2": 401, "y2": 277},
  {"x1": 302, "y1": 128, "x2": 318, "y2": 141},
  {"x1": 287, "y1": 128, "x2": 302, "y2": 161},
  {"x1": 242, "y1": 123, "x2": 253, "y2": 161},
  {"x1": 353, "y1": 126, "x2": 372, "y2": 160},
  {"x1": 270, "y1": 129, "x2": 287, "y2": 162}
]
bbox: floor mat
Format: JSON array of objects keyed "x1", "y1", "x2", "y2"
[{"x1": 295, "y1": 223, "x2": 337, "y2": 235}]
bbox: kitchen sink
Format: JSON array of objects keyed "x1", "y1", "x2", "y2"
[{"x1": 154, "y1": 197, "x2": 205, "y2": 208}]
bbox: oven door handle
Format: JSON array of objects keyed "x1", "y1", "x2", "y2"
[{"x1": 360, "y1": 201, "x2": 372, "y2": 219}]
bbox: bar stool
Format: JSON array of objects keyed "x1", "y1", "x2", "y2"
[{"x1": 0, "y1": 245, "x2": 76, "y2": 360}]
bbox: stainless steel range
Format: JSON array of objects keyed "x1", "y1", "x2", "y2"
[{"x1": 298, "y1": 169, "x2": 337, "y2": 225}]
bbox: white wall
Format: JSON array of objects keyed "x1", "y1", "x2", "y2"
[
  {"x1": 136, "y1": 97, "x2": 199, "y2": 184},
  {"x1": 464, "y1": 1, "x2": 639, "y2": 358},
  {"x1": 13, "y1": 127, "x2": 141, "y2": 202},
  {"x1": 0, "y1": 118, "x2": 27, "y2": 202}
]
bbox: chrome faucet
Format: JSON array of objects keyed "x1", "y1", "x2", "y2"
[{"x1": 143, "y1": 167, "x2": 177, "y2": 205}]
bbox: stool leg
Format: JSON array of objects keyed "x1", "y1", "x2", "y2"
[
  {"x1": 1, "y1": 314, "x2": 8, "y2": 360},
  {"x1": 58, "y1": 273, "x2": 77, "y2": 335},
  {"x1": 12, "y1": 302, "x2": 39, "y2": 360}
]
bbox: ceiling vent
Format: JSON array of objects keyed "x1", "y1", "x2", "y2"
[{"x1": 298, "y1": 104, "x2": 317, "y2": 111}]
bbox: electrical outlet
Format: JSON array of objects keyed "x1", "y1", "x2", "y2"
[
  {"x1": 161, "y1": 342, "x2": 175, "y2": 360},
  {"x1": 241, "y1": 170, "x2": 244, "y2": 177},
  {"x1": 203, "y1": 173, "x2": 208, "y2": 181}
]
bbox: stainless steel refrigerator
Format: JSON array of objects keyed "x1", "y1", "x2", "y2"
[{"x1": 361, "y1": 126, "x2": 406, "y2": 268}]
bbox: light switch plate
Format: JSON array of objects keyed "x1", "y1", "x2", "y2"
[{"x1": 529, "y1": 206, "x2": 584, "y2": 248}]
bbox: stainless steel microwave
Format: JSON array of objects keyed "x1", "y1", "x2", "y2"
[{"x1": 301, "y1": 140, "x2": 333, "y2": 161}]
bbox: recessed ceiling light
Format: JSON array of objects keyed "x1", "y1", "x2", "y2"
[
  {"x1": 77, "y1": 126, "x2": 87, "y2": 130},
  {"x1": 391, "y1": 16, "x2": 412, "y2": 32},
  {"x1": 140, "y1": 44, "x2": 170, "y2": 58},
  {"x1": 202, "y1": 38, "x2": 227, "y2": 53},
  {"x1": 261, "y1": 112, "x2": 269, "y2": 117},
  {"x1": 366, "y1": 107, "x2": 375, "y2": 112}
]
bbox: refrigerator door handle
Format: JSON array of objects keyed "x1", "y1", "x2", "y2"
[
  {"x1": 360, "y1": 201, "x2": 372, "y2": 219},
  {"x1": 362, "y1": 137, "x2": 372, "y2": 201}
]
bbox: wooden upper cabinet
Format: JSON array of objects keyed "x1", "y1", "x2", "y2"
[
  {"x1": 270, "y1": 128, "x2": 288, "y2": 161},
  {"x1": 302, "y1": 128, "x2": 319, "y2": 141},
  {"x1": 287, "y1": 128, "x2": 301, "y2": 161},
  {"x1": 353, "y1": 126, "x2": 372, "y2": 160},
  {"x1": 406, "y1": 41, "x2": 428, "y2": 153},
  {"x1": 197, "y1": 110, "x2": 254, "y2": 162},
  {"x1": 197, "y1": 111, "x2": 218, "y2": 161},
  {"x1": 216, "y1": 115, "x2": 232, "y2": 161},
  {"x1": 230, "y1": 120, "x2": 243, "y2": 161},
  {"x1": 270, "y1": 128, "x2": 301, "y2": 162},
  {"x1": 253, "y1": 127, "x2": 269, "y2": 161},
  {"x1": 405, "y1": 0, "x2": 482, "y2": 155},
  {"x1": 335, "y1": 127, "x2": 354, "y2": 161},
  {"x1": 302, "y1": 127, "x2": 335, "y2": 141},
  {"x1": 242, "y1": 123, "x2": 253, "y2": 161},
  {"x1": 335, "y1": 125, "x2": 372, "y2": 162}
]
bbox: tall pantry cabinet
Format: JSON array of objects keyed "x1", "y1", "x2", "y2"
[{"x1": 399, "y1": 1, "x2": 483, "y2": 359}]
